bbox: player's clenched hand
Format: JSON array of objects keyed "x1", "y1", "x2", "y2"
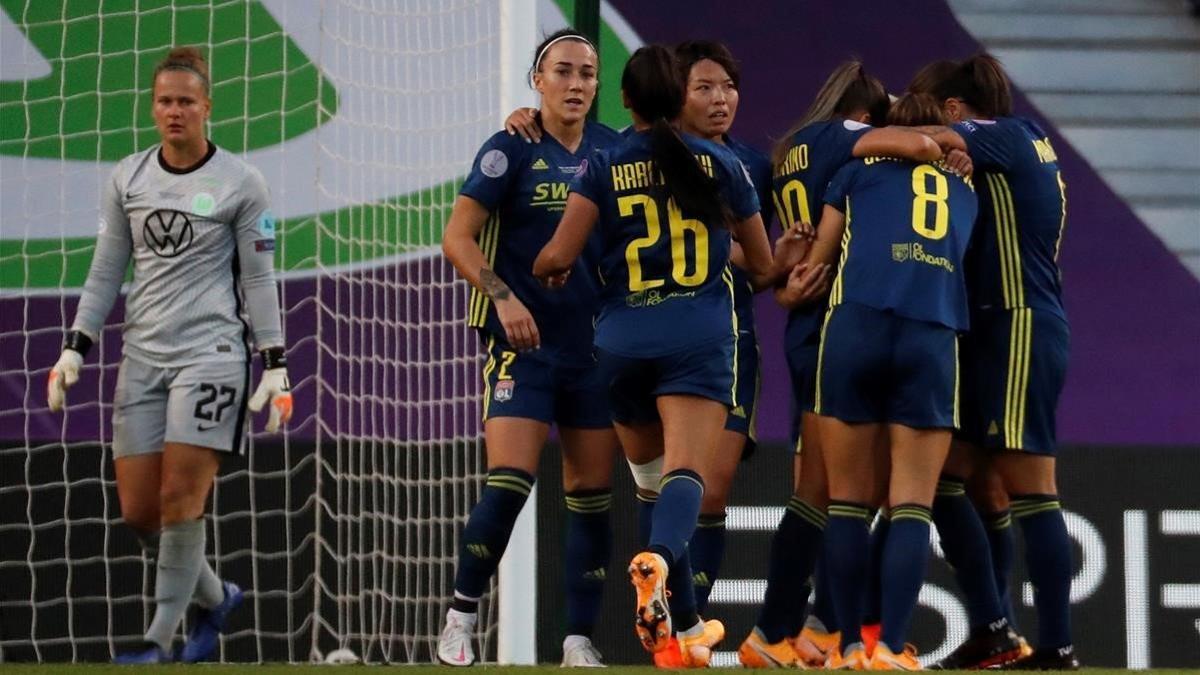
[
  {"x1": 944, "y1": 149, "x2": 973, "y2": 177},
  {"x1": 782, "y1": 263, "x2": 831, "y2": 308},
  {"x1": 504, "y1": 107, "x2": 542, "y2": 144},
  {"x1": 495, "y1": 297, "x2": 540, "y2": 351},
  {"x1": 47, "y1": 349, "x2": 83, "y2": 412},
  {"x1": 539, "y1": 269, "x2": 571, "y2": 290},
  {"x1": 248, "y1": 367, "x2": 293, "y2": 433}
]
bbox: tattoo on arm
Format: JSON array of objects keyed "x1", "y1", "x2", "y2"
[{"x1": 479, "y1": 268, "x2": 511, "y2": 300}]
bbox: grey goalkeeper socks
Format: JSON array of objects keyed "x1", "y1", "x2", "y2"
[
  {"x1": 134, "y1": 526, "x2": 224, "y2": 608},
  {"x1": 194, "y1": 557, "x2": 225, "y2": 609},
  {"x1": 144, "y1": 519, "x2": 207, "y2": 651}
]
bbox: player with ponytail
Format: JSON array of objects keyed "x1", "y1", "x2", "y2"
[
  {"x1": 919, "y1": 53, "x2": 1077, "y2": 670},
  {"x1": 536, "y1": 44, "x2": 800, "y2": 667}
]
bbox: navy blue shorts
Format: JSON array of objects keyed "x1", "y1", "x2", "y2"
[
  {"x1": 724, "y1": 329, "x2": 760, "y2": 446},
  {"x1": 786, "y1": 342, "x2": 819, "y2": 450},
  {"x1": 815, "y1": 302, "x2": 959, "y2": 429},
  {"x1": 959, "y1": 308, "x2": 1069, "y2": 455},
  {"x1": 784, "y1": 310, "x2": 823, "y2": 451},
  {"x1": 596, "y1": 337, "x2": 736, "y2": 426},
  {"x1": 481, "y1": 336, "x2": 610, "y2": 429}
]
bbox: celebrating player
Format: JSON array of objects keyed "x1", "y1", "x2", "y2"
[
  {"x1": 800, "y1": 92, "x2": 976, "y2": 669},
  {"x1": 45, "y1": 46, "x2": 292, "y2": 664},
  {"x1": 668, "y1": 39, "x2": 783, "y2": 618},
  {"x1": 534, "y1": 44, "x2": 795, "y2": 667},
  {"x1": 741, "y1": 62, "x2": 957, "y2": 667},
  {"x1": 437, "y1": 29, "x2": 622, "y2": 668},
  {"x1": 920, "y1": 54, "x2": 1076, "y2": 670}
]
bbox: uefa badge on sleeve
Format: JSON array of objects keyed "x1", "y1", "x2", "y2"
[{"x1": 494, "y1": 380, "x2": 514, "y2": 402}]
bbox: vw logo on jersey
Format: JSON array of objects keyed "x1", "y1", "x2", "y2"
[{"x1": 143, "y1": 209, "x2": 195, "y2": 258}]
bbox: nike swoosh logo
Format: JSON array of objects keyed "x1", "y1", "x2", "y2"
[{"x1": 197, "y1": 423, "x2": 219, "y2": 432}]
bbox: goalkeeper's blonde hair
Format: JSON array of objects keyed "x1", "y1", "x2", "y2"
[{"x1": 154, "y1": 46, "x2": 210, "y2": 96}]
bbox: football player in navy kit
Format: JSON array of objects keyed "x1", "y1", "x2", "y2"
[{"x1": 438, "y1": 29, "x2": 623, "y2": 668}]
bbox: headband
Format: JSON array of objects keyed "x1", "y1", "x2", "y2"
[
  {"x1": 528, "y1": 34, "x2": 597, "y2": 89},
  {"x1": 160, "y1": 63, "x2": 211, "y2": 95}
]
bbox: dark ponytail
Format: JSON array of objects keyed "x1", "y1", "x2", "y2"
[
  {"x1": 932, "y1": 53, "x2": 1012, "y2": 118},
  {"x1": 907, "y1": 59, "x2": 958, "y2": 96},
  {"x1": 622, "y1": 45, "x2": 727, "y2": 225}
]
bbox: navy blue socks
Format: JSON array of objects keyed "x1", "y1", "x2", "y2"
[
  {"x1": 564, "y1": 488, "x2": 612, "y2": 637},
  {"x1": 647, "y1": 469, "x2": 705, "y2": 566},
  {"x1": 825, "y1": 501, "x2": 872, "y2": 650},
  {"x1": 757, "y1": 496, "x2": 826, "y2": 642},
  {"x1": 647, "y1": 470, "x2": 705, "y2": 632},
  {"x1": 933, "y1": 476, "x2": 1006, "y2": 629},
  {"x1": 983, "y1": 508, "x2": 1018, "y2": 629},
  {"x1": 452, "y1": 468, "x2": 535, "y2": 611},
  {"x1": 689, "y1": 512, "x2": 727, "y2": 614},
  {"x1": 1012, "y1": 495, "x2": 1073, "y2": 650},
  {"x1": 863, "y1": 508, "x2": 890, "y2": 626},
  {"x1": 880, "y1": 503, "x2": 934, "y2": 654}
]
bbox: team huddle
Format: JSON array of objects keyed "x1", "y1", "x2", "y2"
[
  {"x1": 44, "y1": 32, "x2": 1071, "y2": 671},
  {"x1": 439, "y1": 31, "x2": 1074, "y2": 671}
]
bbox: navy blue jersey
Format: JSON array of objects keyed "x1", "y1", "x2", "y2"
[
  {"x1": 570, "y1": 130, "x2": 761, "y2": 357},
  {"x1": 954, "y1": 117, "x2": 1067, "y2": 319},
  {"x1": 460, "y1": 121, "x2": 622, "y2": 365},
  {"x1": 772, "y1": 119, "x2": 873, "y2": 346},
  {"x1": 824, "y1": 157, "x2": 977, "y2": 330},
  {"x1": 725, "y1": 135, "x2": 774, "y2": 334}
]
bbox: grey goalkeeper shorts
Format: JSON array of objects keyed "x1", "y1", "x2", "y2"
[{"x1": 112, "y1": 356, "x2": 250, "y2": 458}]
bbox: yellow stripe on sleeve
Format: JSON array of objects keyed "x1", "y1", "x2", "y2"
[
  {"x1": 469, "y1": 214, "x2": 501, "y2": 327},
  {"x1": 997, "y1": 176, "x2": 1025, "y2": 307},
  {"x1": 986, "y1": 175, "x2": 1016, "y2": 310}
]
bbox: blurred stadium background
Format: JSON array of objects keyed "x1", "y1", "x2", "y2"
[{"x1": 0, "y1": 0, "x2": 1197, "y2": 667}]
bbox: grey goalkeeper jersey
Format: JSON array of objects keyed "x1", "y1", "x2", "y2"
[{"x1": 72, "y1": 142, "x2": 284, "y2": 366}]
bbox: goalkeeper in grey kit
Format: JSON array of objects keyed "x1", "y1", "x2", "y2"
[{"x1": 45, "y1": 47, "x2": 292, "y2": 664}]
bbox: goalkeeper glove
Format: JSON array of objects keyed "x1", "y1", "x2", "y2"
[
  {"x1": 248, "y1": 346, "x2": 293, "y2": 433},
  {"x1": 47, "y1": 331, "x2": 92, "y2": 412}
]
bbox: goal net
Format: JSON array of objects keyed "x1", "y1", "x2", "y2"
[{"x1": 0, "y1": 0, "x2": 504, "y2": 663}]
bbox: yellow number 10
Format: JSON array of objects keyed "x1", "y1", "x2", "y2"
[
  {"x1": 618, "y1": 194, "x2": 710, "y2": 292},
  {"x1": 910, "y1": 165, "x2": 949, "y2": 240},
  {"x1": 773, "y1": 179, "x2": 812, "y2": 227}
]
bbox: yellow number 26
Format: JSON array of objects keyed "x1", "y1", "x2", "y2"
[{"x1": 618, "y1": 194, "x2": 710, "y2": 291}]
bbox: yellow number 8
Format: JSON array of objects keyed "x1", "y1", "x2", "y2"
[{"x1": 911, "y1": 165, "x2": 949, "y2": 240}]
